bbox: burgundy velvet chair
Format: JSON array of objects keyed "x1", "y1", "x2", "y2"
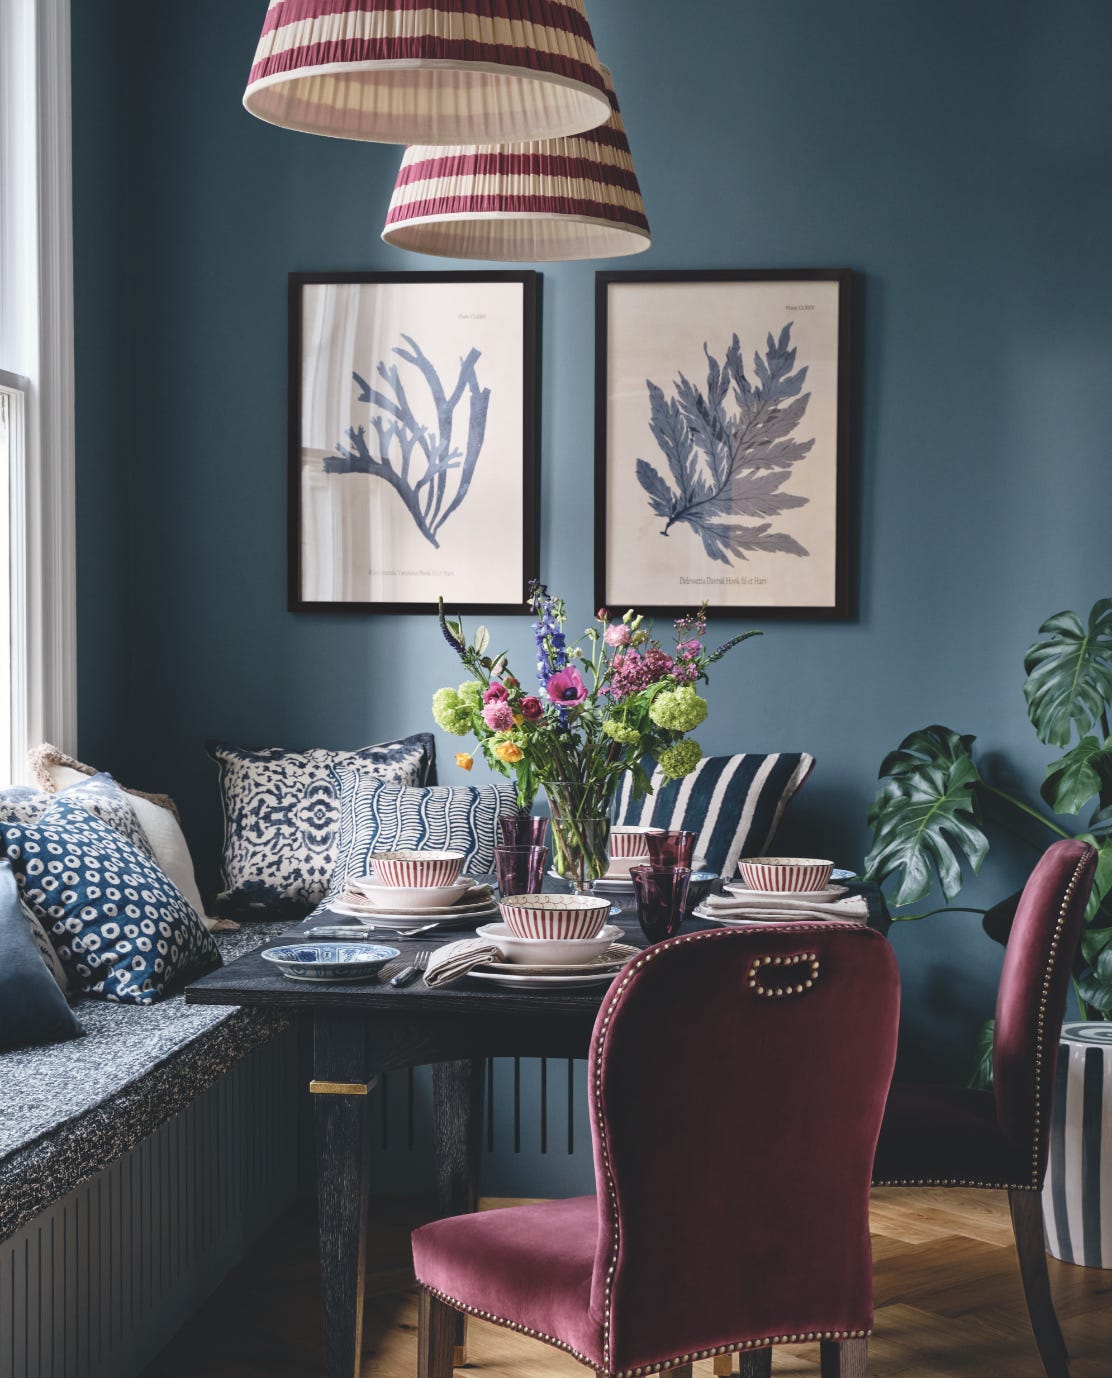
[
  {"x1": 871, "y1": 837, "x2": 1097, "y2": 1378},
  {"x1": 413, "y1": 922, "x2": 900, "y2": 1378}
]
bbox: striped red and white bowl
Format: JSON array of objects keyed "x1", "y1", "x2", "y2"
[
  {"x1": 499, "y1": 893, "x2": 611, "y2": 940},
  {"x1": 737, "y1": 857, "x2": 834, "y2": 894},
  {"x1": 371, "y1": 850, "x2": 465, "y2": 889},
  {"x1": 609, "y1": 826, "x2": 664, "y2": 858}
]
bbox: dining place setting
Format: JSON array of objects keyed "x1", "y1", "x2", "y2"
[{"x1": 257, "y1": 812, "x2": 865, "y2": 990}]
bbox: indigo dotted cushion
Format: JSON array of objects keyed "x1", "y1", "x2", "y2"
[
  {"x1": 0, "y1": 796, "x2": 221, "y2": 1004},
  {"x1": 208, "y1": 734, "x2": 436, "y2": 916},
  {"x1": 612, "y1": 752, "x2": 815, "y2": 877},
  {"x1": 0, "y1": 772, "x2": 154, "y2": 857},
  {"x1": 326, "y1": 771, "x2": 516, "y2": 901}
]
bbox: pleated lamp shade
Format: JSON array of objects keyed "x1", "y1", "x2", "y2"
[
  {"x1": 243, "y1": 0, "x2": 613, "y2": 146},
  {"x1": 380, "y1": 69, "x2": 651, "y2": 261}
]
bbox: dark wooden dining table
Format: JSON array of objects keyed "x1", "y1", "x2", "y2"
[{"x1": 186, "y1": 885, "x2": 889, "y2": 1378}]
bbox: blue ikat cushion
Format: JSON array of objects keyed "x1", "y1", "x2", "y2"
[
  {"x1": 326, "y1": 771, "x2": 516, "y2": 901},
  {"x1": 612, "y1": 752, "x2": 815, "y2": 878},
  {"x1": 0, "y1": 796, "x2": 221, "y2": 1004},
  {"x1": 208, "y1": 734, "x2": 436, "y2": 916}
]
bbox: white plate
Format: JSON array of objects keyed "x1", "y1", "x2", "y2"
[
  {"x1": 327, "y1": 900, "x2": 496, "y2": 930},
  {"x1": 692, "y1": 903, "x2": 841, "y2": 926},
  {"x1": 349, "y1": 878, "x2": 478, "y2": 911},
  {"x1": 466, "y1": 967, "x2": 628, "y2": 989},
  {"x1": 722, "y1": 881, "x2": 848, "y2": 903},
  {"x1": 480, "y1": 942, "x2": 640, "y2": 977}
]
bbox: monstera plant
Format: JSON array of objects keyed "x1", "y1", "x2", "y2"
[{"x1": 863, "y1": 598, "x2": 1112, "y2": 1063}]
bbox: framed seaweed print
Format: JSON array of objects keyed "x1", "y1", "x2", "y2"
[
  {"x1": 290, "y1": 270, "x2": 539, "y2": 612},
  {"x1": 594, "y1": 269, "x2": 851, "y2": 619}
]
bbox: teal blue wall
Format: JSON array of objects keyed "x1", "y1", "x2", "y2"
[{"x1": 72, "y1": 0, "x2": 1112, "y2": 1082}]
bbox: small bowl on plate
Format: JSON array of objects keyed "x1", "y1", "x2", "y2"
[
  {"x1": 737, "y1": 857, "x2": 834, "y2": 894},
  {"x1": 348, "y1": 875, "x2": 472, "y2": 911},
  {"x1": 261, "y1": 942, "x2": 399, "y2": 982},
  {"x1": 499, "y1": 892, "x2": 611, "y2": 940},
  {"x1": 371, "y1": 850, "x2": 465, "y2": 888},
  {"x1": 609, "y1": 826, "x2": 664, "y2": 858},
  {"x1": 477, "y1": 922, "x2": 622, "y2": 966}
]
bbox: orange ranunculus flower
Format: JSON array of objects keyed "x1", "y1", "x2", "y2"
[
  {"x1": 513, "y1": 712, "x2": 525, "y2": 726},
  {"x1": 493, "y1": 741, "x2": 524, "y2": 764},
  {"x1": 455, "y1": 752, "x2": 474, "y2": 772}
]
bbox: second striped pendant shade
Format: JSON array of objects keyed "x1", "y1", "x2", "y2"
[{"x1": 381, "y1": 67, "x2": 651, "y2": 260}]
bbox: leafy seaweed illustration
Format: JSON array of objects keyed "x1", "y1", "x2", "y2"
[
  {"x1": 325, "y1": 336, "x2": 490, "y2": 548},
  {"x1": 636, "y1": 323, "x2": 812, "y2": 565}
]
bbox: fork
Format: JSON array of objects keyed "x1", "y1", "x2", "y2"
[{"x1": 390, "y1": 949, "x2": 431, "y2": 988}]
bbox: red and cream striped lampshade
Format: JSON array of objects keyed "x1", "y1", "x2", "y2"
[
  {"x1": 243, "y1": 0, "x2": 613, "y2": 146},
  {"x1": 380, "y1": 68, "x2": 651, "y2": 261}
]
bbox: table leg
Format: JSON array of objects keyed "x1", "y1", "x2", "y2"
[
  {"x1": 433, "y1": 1059, "x2": 484, "y2": 1365},
  {"x1": 313, "y1": 1012, "x2": 377, "y2": 1378}
]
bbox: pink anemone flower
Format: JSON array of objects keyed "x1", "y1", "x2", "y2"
[{"x1": 546, "y1": 666, "x2": 588, "y2": 707}]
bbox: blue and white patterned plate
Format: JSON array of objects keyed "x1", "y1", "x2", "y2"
[{"x1": 261, "y1": 942, "x2": 399, "y2": 982}]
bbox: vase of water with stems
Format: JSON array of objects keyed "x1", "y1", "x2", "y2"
[{"x1": 543, "y1": 780, "x2": 613, "y2": 894}]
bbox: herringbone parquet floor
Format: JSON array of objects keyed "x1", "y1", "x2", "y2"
[{"x1": 145, "y1": 1189, "x2": 1112, "y2": 1378}]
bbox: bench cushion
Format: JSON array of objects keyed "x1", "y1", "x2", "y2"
[{"x1": 0, "y1": 922, "x2": 290, "y2": 1241}]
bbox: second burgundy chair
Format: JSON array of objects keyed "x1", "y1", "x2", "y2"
[
  {"x1": 413, "y1": 922, "x2": 900, "y2": 1378},
  {"x1": 872, "y1": 837, "x2": 1097, "y2": 1378}
]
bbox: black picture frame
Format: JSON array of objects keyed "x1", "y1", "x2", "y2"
[
  {"x1": 289, "y1": 270, "x2": 540, "y2": 614},
  {"x1": 594, "y1": 269, "x2": 852, "y2": 620}
]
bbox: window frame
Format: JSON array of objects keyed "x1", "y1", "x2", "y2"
[{"x1": 0, "y1": 0, "x2": 77, "y2": 781}]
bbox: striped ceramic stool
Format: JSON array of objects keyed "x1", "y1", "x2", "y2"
[{"x1": 1041, "y1": 1021, "x2": 1112, "y2": 1268}]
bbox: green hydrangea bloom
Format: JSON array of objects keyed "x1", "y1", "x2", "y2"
[
  {"x1": 431, "y1": 686, "x2": 472, "y2": 735},
  {"x1": 658, "y1": 738, "x2": 703, "y2": 780},
  {"x1": 649, "y1": 685, "x2": 708, "y2": 733},
  {"x1": 457, "y1": 680, "x2": 483, "y2": 708},
  {"x1": 602, "y1": 718, "x2": 641, "y2": 746}
]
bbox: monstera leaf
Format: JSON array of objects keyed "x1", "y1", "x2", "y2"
[
  {"x1": 982, "y1": 889, "x2": 1022, "y2": 948},
  {"x1": 1024, "y1": 598, "x2": 1112, "y2": 747},
  {"x1": 1040, "y1": 735, "x2": 1112, "y2": 815},
  {"x1": 864, "y1": 726, "x2": 990, "y2": 907},
  {"x1": 969, "y1": 1018, "x2": 996, "y2": 1090},
  {"x1": 1077, "y1": 948, "x2": 1112, "y2": 1016}
]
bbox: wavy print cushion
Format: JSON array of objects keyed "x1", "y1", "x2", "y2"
[
  {"x1": 0, "y1": 797, "x2": 221, "y2": 1004},
  {"x1": 327, "y1": 772, "x2": 516, "y2": 901},
  {"x1": 0, "y1": 773, "x2": 154, "y2": 858},
  {"x1": 208, "y1": 734, "x2": 436, "y2": 916},
  {"x1": 612, "y1": 752, "x2": 815, "y2": 877}
]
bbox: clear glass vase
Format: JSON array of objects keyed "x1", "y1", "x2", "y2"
[{"x1": 543, "y1": 779, "x2": 614, "y2": 894}]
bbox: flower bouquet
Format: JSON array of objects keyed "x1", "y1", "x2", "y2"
[{"x1": 432, "y1": 584, "x2": 757, "y2": 890}]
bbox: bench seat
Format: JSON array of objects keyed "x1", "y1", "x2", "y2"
[{"x1": 0, "y1": 921, "x2": 291, "y2": 1241}]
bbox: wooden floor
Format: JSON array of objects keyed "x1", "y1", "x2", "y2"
[{"x1": 143, "y1": 1189, "x2": 1112, "y2": 1378}]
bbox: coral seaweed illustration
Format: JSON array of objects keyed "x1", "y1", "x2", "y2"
[
  {"x1": 325, "y1": 335, "x2": 490, "y2": 548},
  {"x1": 636, "y1": 323, "x2": 812, "y2": 565}
]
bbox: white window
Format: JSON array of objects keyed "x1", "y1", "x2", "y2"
[{"x1": 0, "y1": 0, "x2": 77, "y2": 784}]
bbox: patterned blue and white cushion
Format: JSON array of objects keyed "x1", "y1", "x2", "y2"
[
  {"x1": 208, "y1": 734, "x2": 436, "y2": 916},
  {"x1": 326, "y1": 771, "x2": 516, "y2": 901},
  {"x1": 0, "y1": 773, "x2": 154, "y2": 857},
  {"x1": 0, "y1": 796, "x2": 221, "y2": 1005},
  {"x1": 612, "y1": 752, "x2": 815, "y2": 877}
]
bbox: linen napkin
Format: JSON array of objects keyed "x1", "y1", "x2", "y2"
[
  {"x1": 702, "y1": 891, "x2": 869, "y2": 923},
  {"x1": 424, "y1": 936, "x2": 504, "y2": 988}
]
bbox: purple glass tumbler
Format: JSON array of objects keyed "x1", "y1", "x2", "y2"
[
  {"x1": 494, "y1": 845, "x2": 548, "y2": 898},
  {"x1": 498, "y1": 813, "x2": 550, "y2": 848},
  {"x1": 645, "y1": 830, "x2": 697, "y2": 868},
  {"x1": 630, "y1": 866, "x2": 691, "y2": 943}
]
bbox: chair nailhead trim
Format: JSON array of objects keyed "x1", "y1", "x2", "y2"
[
  {"x1": 418, "y1": 1282, "x2": 870, "y2": 1378},
  {"x1": 748, "y1": 952, "x2": 820, "y2": 998},
  {"x1": 1027, "y1": 853, "x2": 1088, "y2": 1187}
]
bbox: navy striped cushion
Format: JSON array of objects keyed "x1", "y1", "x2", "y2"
[
  {"x1": 328, "y1": 772, "x2": 517, "y2": 898},
  {"x1": 612, "y1": 753, "x2": 815, "y2": 877}
]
